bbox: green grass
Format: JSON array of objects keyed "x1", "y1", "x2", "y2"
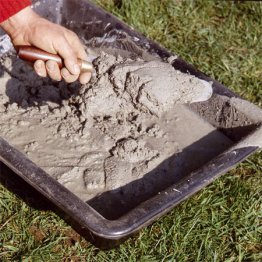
[{"x1": 1, "y1": 0, "x2": 262, "y2": 261}]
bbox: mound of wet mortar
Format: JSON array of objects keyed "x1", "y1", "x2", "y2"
[{"x1": 0, "y1": 50, "x2": 232, "y2": 218}]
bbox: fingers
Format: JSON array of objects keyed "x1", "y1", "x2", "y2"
[
  {"x1": 61, "y1": 68, "x2": 91, "y2": 84},
  {"x1": 34, "y1": 59, "x2": 62, "y2": 82},
  {"x1": 64, "y1": 31, "x2": 92, "y2": 85},
  {"x1": 71, "y1": 36, "x2": 93, "y2": 84},
  {"x1": 34, "y1": 60, "x2": 92, "y2": 84},
  {"x1": 34, "y1": 60, "x2": 47, "y2": 77},
  {"x1": 79, "y1": 72, "x2": 92, "y2": 85},
  {"x1": 61, "y1": 67, "x2": 78, "y2": 83},
  {"x1": 34, "y1": 30, "x2": 92, "y2": 84},
  {"x1": 46, "y1": 60, "x2": 62, "y2": 81}
]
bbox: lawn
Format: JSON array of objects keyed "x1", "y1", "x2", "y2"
[{"x1": 0, "y1": 0, "x2": 261, "y2": 261}]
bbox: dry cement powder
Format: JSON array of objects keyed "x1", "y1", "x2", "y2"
[{"x1": 0, "y1": 50, "x2": 232, "y2": 206}]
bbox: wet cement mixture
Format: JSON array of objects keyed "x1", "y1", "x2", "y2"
[{"x1": 0, "y1": 47, "x2": 239, "y2": 218}]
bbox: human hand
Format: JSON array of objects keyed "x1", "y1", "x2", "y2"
[{"x1": 1, "y1": 6, "x2": 91, "y2": 84}]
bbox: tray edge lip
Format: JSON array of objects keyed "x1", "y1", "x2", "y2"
[
  {"x1": 0, "y1": 0, "x2": 261, "y2": 241},
  {"x1": 0, "y1": 136, "x2": 259, "y2": 239}
]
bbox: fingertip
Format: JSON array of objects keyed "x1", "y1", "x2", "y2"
[
  {"x1": 46, "y1": 60, "x2": 62, "y2": 81},
  {"x1": 61, "y1": 67, "x2": 79, "y2": 83},
  {"x1": 64, "y1": 59, "x2": 81, "y2": 75},
  {"x1": 46, "y1": 60, "x2": 56, "y2": 71},
  {"x1": 34, "y1": 60, "x2": 47, "y2": 77},
  {"x1": 79, "y1": 72, "x2": 92, "y2": 84}
]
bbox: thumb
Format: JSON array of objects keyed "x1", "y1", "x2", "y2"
[{"x1": 53, "y1": 38, "x2": 80, "y2": 75}]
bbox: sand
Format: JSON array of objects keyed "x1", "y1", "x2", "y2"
[{"x1": 0, "y1": 48, "x2": 236, "y2": 217}]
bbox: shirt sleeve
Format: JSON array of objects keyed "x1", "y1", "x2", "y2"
[{"x1": 0, "y1": 0, "x2": 31, "y2": 23}]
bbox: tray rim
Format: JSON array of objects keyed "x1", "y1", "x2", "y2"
[
  {"x1": 0, "y1": 136, "x2": 259, "y2": 240},
  {"x1": 0, "y1": 0, "x2": 261, "y2": 244}
]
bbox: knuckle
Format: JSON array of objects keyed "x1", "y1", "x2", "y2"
[
  {"x1": 62, "y1": 74, "x2": 74, "y2": 83},
  {"x1": 70, "y1": 31, "x2": 78, "y2": 39}
]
